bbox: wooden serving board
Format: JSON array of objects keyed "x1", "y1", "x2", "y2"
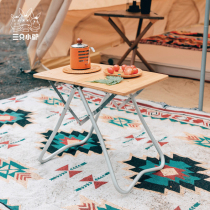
[
  {"x1": 104, "y1": 68, "x2": 142, "y2": 78},
  {"x1": 63, "y1": 65, "x2": 101, "y2": 74}
]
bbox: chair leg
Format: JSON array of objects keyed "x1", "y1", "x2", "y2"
[{"x1": 78, "y1": 87, "x2": 165, "y2": 194}]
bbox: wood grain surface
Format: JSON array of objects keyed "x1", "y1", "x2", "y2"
[
  {"x1": 34, "y1": 63, "x2": 168, "y2": 96},
  {"x1": 63, "y1": 65, "x2": 101, "y2": 74}
]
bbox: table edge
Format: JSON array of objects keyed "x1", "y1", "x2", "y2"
[
  {"x1": 34, "y1": 73, "x2": 168, "y2": 96},
  {"x1": 94, "y1": 12, "x2": 164, "y2": 19}
]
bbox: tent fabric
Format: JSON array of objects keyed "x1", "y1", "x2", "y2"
[
  {"x1": 69, "y1": 0, "x2": 128, "y2": 10},
  {"x1": 27, "y1": 0, "x2": 72, "y2": 68},
  {"x1": 0, "y1": 0, "x2": 207, "y2": 69},
  {"x1": 0, "y1": 0, "x2": 20, "y2": 25},
  {"x1": 0, "y1": 0, "x2": 53, "y2": 67},
  {"x1": 0, "y1": 0, "x2": 25, "y2": 34},
  {"x1": 43, "y1": 0, "x2": 206, "y2": 62},
  {"x1": 43, "y1": 0, "x2": 175, "y2": 60},
  {"x1": 0, "y1": 0, "x2": 54, "y2": 65},
  {"x1": 165, "y1": 0, "x2": 200, "y2": 32},
  {"x1": 35, "y1": 0, "x2": 72, "y2": 64},
  {"x1": 20, "y1": 0, "x2": 54, "y2": 66},
  {"x1": 24, "y1": 0, "x2": 52, "y2": 46}
]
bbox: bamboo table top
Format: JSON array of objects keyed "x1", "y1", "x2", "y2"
[
  {"x1": 34, "y1": 64, "x2": 168, "y2": 96},
  {"x1": 94, "y1": 10, "x2": 164, "y2": 20}
]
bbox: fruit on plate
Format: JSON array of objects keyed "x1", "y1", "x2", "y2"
[
  {"x1": 125, "y1": 66, "x2": 134, "y2": 71},
  {"x1": 124, "y1": 67, "x2": 133, "y2": 75},
  {"x1": 107, "y1": 67, "x2": 114, "y2": 74},
  {"x1": 131, "y1": 65, "x2": 136, "y2": 69},
  {"x1": 121, "y1": 64, "x2": 127, "y2": 71},
  {"x1": 113, "y1": 65, "x2": 120, "y2": 72},
  {"x1": 132, "y1": 67, "x2": 138, "y2": 74}
]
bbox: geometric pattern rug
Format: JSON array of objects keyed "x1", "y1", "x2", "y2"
[{"x1": 0, "y1": 83, "x2": 210, "y2": 210}]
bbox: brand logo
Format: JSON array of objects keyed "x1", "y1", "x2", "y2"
[{"x1": 11, "y1": 8, "x2": 41, "y2": 41}]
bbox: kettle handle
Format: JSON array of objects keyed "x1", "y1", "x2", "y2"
[
  {"x1": 85, "y1": 47, "x2": 95, "y2": 66},
  {"x1": 90, "y1": 47, "x2": 95, "y2": 52}
]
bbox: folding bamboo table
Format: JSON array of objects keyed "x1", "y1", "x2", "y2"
[
  {"x1": 34, "y1": 64, "x2": 168, "y2": 194},
  {"x1": 94, "y1": 10, "x2": 164, "y2": 72}
]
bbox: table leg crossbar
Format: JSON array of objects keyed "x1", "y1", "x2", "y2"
[
  {"x1": 50, "y1": 81, "x2": 115, "y2": 126},
  {"x1": 112, "y1": 89, "x2": 143, "y2": 110},
  {"x1": 50, "y1": 81, "x2": 81, "y2": 125},
  {"x1": 79, "y1": 93, "x2": 116, "y2": 125},
  {"x1": 39, "y1": 85, "x2": 165, "y2": 194}
]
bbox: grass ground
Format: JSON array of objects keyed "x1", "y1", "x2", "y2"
[{"x1": 0, "y1": 35, "x2": 49, "y2": 100}]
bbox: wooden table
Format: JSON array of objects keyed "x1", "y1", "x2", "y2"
[
  {"x1": 94, "y1": 10, "x2": 164, "y2": 72},
  {"x1": 34, "y1": 63, "x2": 168, "y2": 194}
]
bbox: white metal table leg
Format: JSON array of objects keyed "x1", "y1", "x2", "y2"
[
  {"x1": 49, "y1": 81, "x2": 82, "y2": 125},
  {"x1": 112, "y1": 89, "x2": 144, "y2": 110},
  {"x1": 78, "y1": 87, "x2": 165, "y2": 194},
  {"x1": 38, "y1": 87, "x2": 110, "y2": 163}
]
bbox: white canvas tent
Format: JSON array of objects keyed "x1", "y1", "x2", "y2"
[
  {"x1": 0, "y1": 0, "x2": 207, "y2": 69},
  {"x1": 0, "y1": 0, "x2": 25, "y2": 34},
  {"x1": 37, "y1": 0, "x2": 207, "y2": 67}
]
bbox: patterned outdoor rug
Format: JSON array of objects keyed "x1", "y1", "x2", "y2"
[{"x1": 0, "y1": 84, "x2": 210, "y2": 210}]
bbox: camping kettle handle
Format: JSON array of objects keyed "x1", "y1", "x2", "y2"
[
  {"x1": 86, "y1": 47, "x2": 95, "y2": 66},
  {"x1": 90, "y1": 47, "x2": 95, "y2": 52}
]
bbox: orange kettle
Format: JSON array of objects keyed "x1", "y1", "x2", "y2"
[{"x1": 70, "y1": 38, "x2": 95, "y2": 70}]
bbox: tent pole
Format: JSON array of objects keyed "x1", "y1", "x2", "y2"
[{"x1": 198, "y1": 0, "x2": 210, "y2": 111}]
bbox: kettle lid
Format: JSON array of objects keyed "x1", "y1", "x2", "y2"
[{"x1": 71, "y1": 38, "x2": 88, "y2": 48}]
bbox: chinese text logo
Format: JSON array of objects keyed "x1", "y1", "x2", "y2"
[{"x1": 11, "y1": 8, "x2": 41, "y2": 41}]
